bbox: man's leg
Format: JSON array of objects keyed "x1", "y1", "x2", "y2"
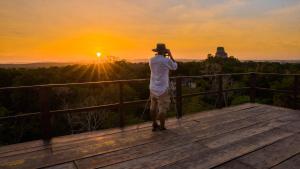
[
  {"x1": 158, "y1": 112, "x2": 166, "y2": 130},
  {"x1": 158, "y1": 91, "x2": 171, "y2": 130},
  {"x1": 150, "y1": 95, "x2": 159, "y2": 131}
]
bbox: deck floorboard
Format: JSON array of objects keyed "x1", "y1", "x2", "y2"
[{"x1": 0, "y1": 103, "x2": 299, "y2": 169}]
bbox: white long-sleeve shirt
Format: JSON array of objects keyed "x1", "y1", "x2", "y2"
[{"x1": 149, "y1": 55, "x2": 178, "y2": 96}]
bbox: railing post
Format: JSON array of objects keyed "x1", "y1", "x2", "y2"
[
  {"x1": 250, "y1": 72, "x2": 257, "y2": 103},
  {"x1": 176, "y1": 77, "x2": 182, "y2": 118},
  {"x1": 39, "y1": 87, "x2": 52, "y2": 141},
  {"x1": 217, "y1": 75, "x2": 224, "y2": 108},
  {"x1": 293, "y1": 75, "x2": 298, "y2": 109},
  {"x1": 118, "y1": 82, "x2": 125, "y2": 127}
]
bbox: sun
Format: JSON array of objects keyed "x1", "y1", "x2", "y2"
[{"x1": 96, "y1": 52, "x2": 102, "y2": 58}]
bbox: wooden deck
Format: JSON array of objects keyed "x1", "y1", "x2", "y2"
[{"x1": 0, "y1": 103, "x2": 299, "y2": 169}]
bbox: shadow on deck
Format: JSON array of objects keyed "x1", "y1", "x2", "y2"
[{"x1": 0, "y1": 103, "x2": 299, "y2": 169}]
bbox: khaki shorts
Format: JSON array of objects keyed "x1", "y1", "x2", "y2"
[{"x1": 150, "y1": 91, "x2": 171, "y2": 116}]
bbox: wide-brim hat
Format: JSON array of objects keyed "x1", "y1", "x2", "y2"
[{"x1": 152, "y1": 43, "x2": 169, "y2": 52}]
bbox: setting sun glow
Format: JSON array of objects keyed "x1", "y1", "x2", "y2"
[
  {"x1": 96, "y1": 52, "x2": 102, "y2": 58},
  {"x1": 0, "y1": 1, "x2": 300, "y2": 63}
]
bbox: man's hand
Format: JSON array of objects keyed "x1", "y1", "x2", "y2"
[{"x1": 167, "y1": 49, "x2": 176, "y2": 62}]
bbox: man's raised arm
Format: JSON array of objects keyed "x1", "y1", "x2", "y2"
[{"x1": 166, "y1": 49, "x2": 177, "y2": 70}]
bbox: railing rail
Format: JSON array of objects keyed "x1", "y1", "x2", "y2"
[
  {"x1": 0, "y1": 72, "x2": 299, "y2": 140},
  {"x1": 0, "y1": 79, "x2": 150, "y2": 91}
]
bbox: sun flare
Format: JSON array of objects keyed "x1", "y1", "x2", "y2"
[{"x1": 96, "y1": 52, "x2": 102, "y2": 58}]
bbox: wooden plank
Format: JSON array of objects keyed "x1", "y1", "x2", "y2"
[
  {"x1": 178, "y1": 106, "x2": 294, "y2": 137},
  {"x1": 271, "y1": 154, "x2": 300, "y2": 169},
  {"x1": 0, "y1": 105, "x2": 296, "y2": 169},
  {"x1": 203, "y1": 116, "x2": 296, "y2": 149},
  {"x1": 0, "y1": 103, "x2": 258, "y2": 155},
  {"x1": 0, "y1": 104, "x2": 260, "y2": 158},
  {"x1": 0, "y1": 131, "x2": 178, "y2": 169},
  {"x1": 77, "y1": 141, "x2": 209, "y2": 169},
  {"x1": 191, "y1": 110, "x2": 296, "y2": 142},
  {"x1": 0, "y1": 121, "x2": 198, "y2": 159},
  {"x1": 213, "y1": 134, "x2": 300, "y2": 169},
  {"x1": 92, "y1": 114, "x2": 298, "y2": 169},
  {"x1": 0, "y1": 105, "x2": 292, "y2": 169},
  {"x1": 75, "y1": 109, "x2": 292, "y2": 169},
  {"x1": 0, "y1": 105, "x2": 269, "y2": 169},
  {"x1": 75, "y1": 135, "x2": 199, "y2": 169},
  {"x1": 56, "y1": 105, "x2": 272, "y2": 156},
  {"x1": 158, "y1": 117, "x2": 300, "y2": 168},
  {"x1": 159, "y1": 127, "x2": 297, "y2": 169},
  {"x1": 42, "y1": 162, "x2": 77, "y2": 169},
  {"x1": 236, "y1": 133, "x2": 300, "y2": 169},
  {"x1": 97, "y1": 142, "x2": 209, "y2": 169},
  {"x1": 174, "y1": 105, "x2": 274, "y2": 135},
  {"x1": 213, "y1": 160, "x2": 255, "y2": 169}
]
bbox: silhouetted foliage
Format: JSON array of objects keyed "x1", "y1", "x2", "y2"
[{"x1": 0, "y1": 57, "x2": 299, "y2": 145}]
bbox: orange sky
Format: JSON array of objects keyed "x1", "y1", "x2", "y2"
[{"x1": 1, "y1": 0, "x2": 300, "y2": 63}]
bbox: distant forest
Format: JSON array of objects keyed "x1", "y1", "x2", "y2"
[{"x1": 0, "y1": 56, "x2": 300, "y2": 145}]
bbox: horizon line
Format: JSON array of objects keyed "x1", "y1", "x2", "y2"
[{"x1": 1, "y1": 59, "x2": 300, "y2": 65}]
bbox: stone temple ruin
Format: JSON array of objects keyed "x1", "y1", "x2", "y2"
[{"x1": 215, "y1": 47, "x2": 228, "y2": 58}]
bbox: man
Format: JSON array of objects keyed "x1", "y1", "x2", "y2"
[{"x1": 149, "y1": 43, "x2": 178, "y2": 131}]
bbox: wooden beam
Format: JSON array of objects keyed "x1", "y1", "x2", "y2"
[
  {"x1": 293, "y1": 75, "x2": 299, "y2": 109},
  {"x1": 118, "y1": 82, "x2": 124, "y2": 128},
  {"x1": 176, "y1": 77, "x2": 182, "y2": 118},
  {"x1": 217, "y1": 75, "x2": 224, "y2": 108},
  {"x1": 250, "y1": 72, "x2": 256, "y2": 103},
  {"x1": 38, "y1": 87, "x2": 52, "y2": 141}
]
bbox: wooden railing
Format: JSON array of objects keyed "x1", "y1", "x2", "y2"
[{"x1": 0, "y1": 72, "x2": 299, "y2": 140}]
